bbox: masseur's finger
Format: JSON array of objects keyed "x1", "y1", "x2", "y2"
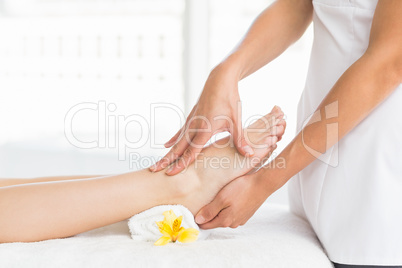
[
  {"x1": 165, "y1": 132, "x2": 211, "y2": 175},
  {"x1": 163, "y1": 105, "x2": 198, "y2": 149},
  {"x1": 151, "y1": 106, "x2": 198, "y2": 172},
  {"x1": 150, "y1": 128, "x2": 184, "y2": 172},
  {"x1": 198, "y1": 208, "x2": 234, "y2": 230},
  {"x1": 164, "y1": 127, "x2": 183, "y2": 148},
  {"x1": 195, "y1": 195, "x2": 227, "y2": 227},
  {"x1": 232, "y1": 116, "x2": 254, "y2": 157},
  {"x1": 149, "y1": 126, "x2": 185, "y2": 172},
  {"x1": 151, "y1": 129, "x2": 196, "y2": 172}
]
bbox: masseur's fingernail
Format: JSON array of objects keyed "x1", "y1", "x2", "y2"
[
  {"x1": 243, "y1": 145, "x2": 254, "y2": 156},
  {"x1": 165, "y1": 166, "x2": 174, "y2": 174},
  {"x1": 195, "y1": 215, "x2": 205, "y2": 224},
  {"x1": 149, "y1": 164, "x2": 156, "y2": 171},
  {"x1": 164, "y1": 141, "x2": 173, "y2": 148}
]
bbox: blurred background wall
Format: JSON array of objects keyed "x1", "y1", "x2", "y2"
[{"x1": 0, "y1": 0, "x2": 313, "y2": 205}]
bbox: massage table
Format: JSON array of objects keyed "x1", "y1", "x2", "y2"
[{"x1": 0, "y1": 203, "x2": 333, "y2": 267}]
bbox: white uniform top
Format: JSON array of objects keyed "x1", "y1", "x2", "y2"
[{"x1": 288, "y1": 0, "x2": 402, "y2": 265}]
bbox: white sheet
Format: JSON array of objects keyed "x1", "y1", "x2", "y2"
[{"x1": 0, "y1": 203, "x2": 333, "y2": 268}]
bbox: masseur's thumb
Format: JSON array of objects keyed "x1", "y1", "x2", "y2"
[
  {"x1": 195, "y1": 199, "x2": 223, "y2": 225},
  {"x1": 233, "y1": 119, "x2": 254, "y2": 157}
]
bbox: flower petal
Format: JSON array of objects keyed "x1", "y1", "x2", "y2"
[
  {"x1": 154, "y1": 236, "x2": 172, "y2": 246},
  {"x1": 156, "y1": 221, "x2": 173, "y2": 237},
  {"x1": 163, "y1": 210, "x2": 177, "y2": 227},
  {"x1": 177, "y1": 228, "x2": 199, "y2": 243},
  {"x1": 172, "y1": 216, "x2": 183, "y2": 233},
  {"x1": 156, "y1": 221, "x2": 164, "y2": 229}
]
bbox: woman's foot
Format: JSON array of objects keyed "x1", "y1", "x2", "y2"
[{"x1": 175, "y1": 106, "x2": 285, "y2": 214}]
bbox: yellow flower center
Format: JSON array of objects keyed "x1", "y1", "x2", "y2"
[{"x1": 154, "y1": 210, "x2": 200, "y2": 246}]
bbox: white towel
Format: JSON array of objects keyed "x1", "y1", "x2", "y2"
[{"x1": 128, "y1": 205, "x2": 207, "y2": 242}]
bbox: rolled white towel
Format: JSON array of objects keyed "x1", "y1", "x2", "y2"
[{"x1": 128, "y1": 205, "x2": 207, "y2": 242}]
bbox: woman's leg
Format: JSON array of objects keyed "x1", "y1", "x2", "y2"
[
  {"x1": 0, "y1": 107, "x2": 284, "y2": 243},
  {"x1": 0, "y1": 175, "x2": 104, "y2": 188}
]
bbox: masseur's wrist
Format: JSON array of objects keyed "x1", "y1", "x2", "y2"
[
  {"x1": 221, "y1": 50, "x2": 256, "y2": 81},
  {"x1": 253, "y1": 165, "x2": 289, "y2": 198},
  {"x1": 202, "y1": 60, "x2": 242, "y2": 101},
  {"x1": 214, "y1": 52, "x2": 249, "y2": 83}
]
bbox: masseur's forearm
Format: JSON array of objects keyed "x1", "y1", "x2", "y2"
[
  {"x1": 221, "y1": 0, "x2": 313, "y2": 80},
  {"x1": 259, "y1": 53, "x2": 402, "y2": 192},
  {"x1": 256, "y1": 0, "x2": 402, "y2": 193}
]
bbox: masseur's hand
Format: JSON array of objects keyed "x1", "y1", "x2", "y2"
[
  {"x1": 195, "y1": 172, "x2": 273, "y2": 229},
  {"x1": 150, "y1": 64, "x2": 253, "y2": 175}
]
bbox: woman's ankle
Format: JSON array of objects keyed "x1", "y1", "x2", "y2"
[{"x1": 161, "y1": 166, "x2": 203, "y2": 209}]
